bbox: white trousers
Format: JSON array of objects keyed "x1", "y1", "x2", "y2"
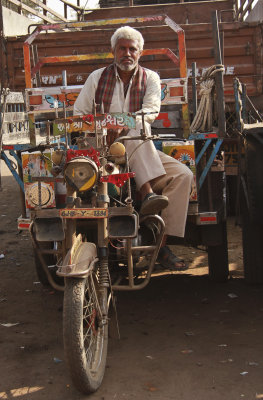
[
  {"x1": 124, "y1": 124, "x2": 193, "y2": 238},
  {"x1": 151, "y1": 151, "x2": 193, "y2": 238},
  {"x1": 125, "y1": 122, "x2": 166, "y2": 189}
]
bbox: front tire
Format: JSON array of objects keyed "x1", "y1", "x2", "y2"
[{"x1": 63, "y1": 274, "x2": 108, "y2": 394}]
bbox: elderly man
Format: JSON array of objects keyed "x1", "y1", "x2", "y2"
[{"x1": 74, "y1": 26, "x2": 193, "y2": 270}]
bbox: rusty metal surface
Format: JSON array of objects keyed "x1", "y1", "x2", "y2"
[{"x1": 3, "y1": 20, "x2": 263, "y2": 107}]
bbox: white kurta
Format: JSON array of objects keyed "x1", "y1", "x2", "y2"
[
  {"x1": 74, "y1": 65, "x2": 193, "y2": 237},
  {"x1": 74, "y1": 66, "x2": 166, "y2": 189}
]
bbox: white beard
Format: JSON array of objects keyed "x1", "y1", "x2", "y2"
[{"x1": 116, "y1": 60, "x2": 138, "y2": 72}]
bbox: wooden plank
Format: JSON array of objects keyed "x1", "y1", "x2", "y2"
[
  {"x1": 26, "y1": 0, "x2": 68, "y2": 21},
  {"x1": 7, "y1": 0, "x2": 57, "y2": 23}
]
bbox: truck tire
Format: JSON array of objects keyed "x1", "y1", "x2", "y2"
[
  {"x1": 207, "y1": 221, "x2": 229, "y2": 282},
  {"x1": 242, "y1": 204, "x2": 263, "y2": 283},
  {"x1": 241, "y1": 134, "x2": 263, "y2": 283},
  {"x1": 245, "y1": 134, "x2": 263, "y2": 222}
]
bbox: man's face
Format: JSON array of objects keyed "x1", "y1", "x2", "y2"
[{"x1": 113, "y1": 38, "x2": 142, "y2": 72}]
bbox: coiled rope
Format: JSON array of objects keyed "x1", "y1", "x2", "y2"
[{"x1": 190, "y1": 64, "x2": 225, "y2": 134}]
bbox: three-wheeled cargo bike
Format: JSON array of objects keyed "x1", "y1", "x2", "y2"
[{"x1": 1, "y1": 14, "x2": 230, "y2": 393}]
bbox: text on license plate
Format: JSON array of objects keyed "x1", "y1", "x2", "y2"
[{"x1": 60, "y1": 208, "x2": 108, "y2": 218}]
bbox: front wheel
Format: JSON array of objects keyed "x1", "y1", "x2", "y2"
[{"x1": 63, "y1": 274, "x2": 108, "y2": 394}]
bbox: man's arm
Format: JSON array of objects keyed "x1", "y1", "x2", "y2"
[
  {"x1": 74, "y1": 68, "x2": 104, "y2": 115},
  {"x1": 137, "y1": 69, "x2": 161, "y2": 125},
  {"x1": 108, "y1": 69, "x2": 161, "y2": 143},
  {"x1": 74, "y1": 67, "x2": 123, "y2": 146}
]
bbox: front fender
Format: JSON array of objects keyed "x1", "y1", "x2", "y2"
[{"x1": 57, "y1": 235, "x2": 98, "y2": 278}]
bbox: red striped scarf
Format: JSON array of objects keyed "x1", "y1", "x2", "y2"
[{"x1": 95, "y1": 64, "x2": 147, "y2": 113}]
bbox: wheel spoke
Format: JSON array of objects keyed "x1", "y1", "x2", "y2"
[
  {"x1": 82, "y1": 274, "x2": 103, "y2": 368},
  {"x1": 63, "y1": 266, "x2": 108, "y2": 393}
]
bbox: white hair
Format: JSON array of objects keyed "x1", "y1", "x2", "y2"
[{"x1": 111, "y1": 26, "x2": 144, "y2": 51}]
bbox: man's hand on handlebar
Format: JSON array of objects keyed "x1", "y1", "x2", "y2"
[{"x1": 106, "y1": 127, "x2": 130, "y2": 146}]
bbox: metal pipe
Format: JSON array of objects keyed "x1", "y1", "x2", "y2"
[
  {"x1": 130, "y1": 245, "x2": 156, "y2": 252},
  {"x1": 126, "y1": 238, "x2": 134, "y2": 287},
  {"x1": 211, "y1": 10, "x2": 226, "y2": 137},
  {"x1": 0, "y1": 0, "x2": 5, "y2": 89},
  {"x1": 241, "y1": 83, "x2": 247, "y2": 123},
  {"x1": 112, "y1": 215, "x2": 165, "y2": 291},
  {"x1": 29, "y1": 224, "x2": 65, "y2": 291},
  {"x1": 17, "y1": 152, "x2": 26, "y2": 218},
  {"x1": 0, "y1": 88, "x2": 9, "y2": 190},
  {"x1": 62, "y1": 70, "x2": 67, "y2": 86}
]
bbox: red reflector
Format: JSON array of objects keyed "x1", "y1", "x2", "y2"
[
  {"x1": 100, "y1": 172, "x2": 135, "y2": 187},
  {"x1": 18, "y1": 223, "x2": 30, "y2": 229},
  {"x1": 204, "y1": 133, "x2": 218, "y2": 138},
  {"x1": 200, "y1": 217, "x2": 217, "y2": 222}
]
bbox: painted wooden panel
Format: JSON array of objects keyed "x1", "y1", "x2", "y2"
[{"x1": 25, "y1": 78, "x2": 187, "y2": 115}]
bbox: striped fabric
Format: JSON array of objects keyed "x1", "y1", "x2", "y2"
[{"x1": 95, "y1": 64, "x2": 147, "y2": 113}]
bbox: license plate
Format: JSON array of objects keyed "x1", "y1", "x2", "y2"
[{"x1": 60, "y1": 208, "x2": 108, "y2": 219}]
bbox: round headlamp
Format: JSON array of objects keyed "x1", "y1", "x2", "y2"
[
  {"x1": 25, "y1": 182, "x2": 55, "y2": 208},
  {"x1": 64, "y1": 157, "x2": 98, "y2": 192}
]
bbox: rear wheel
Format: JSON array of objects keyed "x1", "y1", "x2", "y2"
[{"x1": 63, "y1": 273, "x2": 108, "y2": 394}]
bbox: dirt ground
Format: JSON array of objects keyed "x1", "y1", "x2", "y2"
[{"x1": 0, "y1": 159, "x2": 263, "y2": 400}]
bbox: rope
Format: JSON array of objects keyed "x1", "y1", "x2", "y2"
[{"x1": 190, "y1": 64, "x2": 225, "y2": 134}]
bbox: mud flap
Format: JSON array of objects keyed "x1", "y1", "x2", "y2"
[{"x1": 57, "y1": 235, "x2": 98, "y2": 278}]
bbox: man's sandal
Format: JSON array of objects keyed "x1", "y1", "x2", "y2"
[
  {"x1": 140, "y1": 193, "x2": 169, "y2": 215},
  {"x1": 157, "y1": 246, "x2": 188, "y2": 271}
]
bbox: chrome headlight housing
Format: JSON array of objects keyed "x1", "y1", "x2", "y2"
[{"x1": 64, "y1": 157, "x2": 98, "y2": 192}]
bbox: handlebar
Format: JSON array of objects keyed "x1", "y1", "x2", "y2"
[{"x1": 117, "y1": 135, "x2": 159, "y2": 142}]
